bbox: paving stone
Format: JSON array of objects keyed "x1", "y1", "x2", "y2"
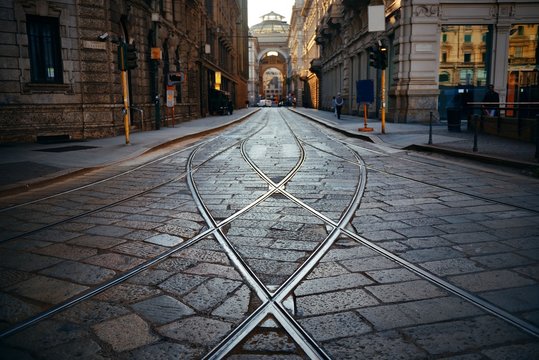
[
  {"x1": 296, "y1": 288, "x2": 379, "y2": 317},
  {"x1": 132, "y1": 295, "x2": 195, "y2": 325},
  {"x1": 448, "y1": 270, "x2": 535, "y2": 292},
  {"x1": 340, "y1": 255, "x2": 399, "y2": 272},
  {"x1": 85, "y1": 225, "x2": 133, "y2": 237},
  {"x1": 294, "y1": 273, "x2": 374, "y2": 296},
  {"x1": 358, "y1": 296, "x2": 482, "y2": 331},
  {"x1": 480, "y1": 285, "x2": 539, "y2": 312},
  {"x1": 420, "y1": 257, "x2": 483, "y2": 276},
  {"x1": 113, "y1": 241, "x2": 167, "y2": 258},
  {"x1": 0, "y1": 249, "x2": 62, "y2": 272},
  {"x1": 126, "y1": 341, "x2": 202, "y2": 360},
  {"x1": 41, "y1": 258, "x2": 117, "y2": 285},
  {"x1": 84, "y1": 253, "x2": 145, "y2": 271},
  {"x1": 365, "y1": 268, "x2": 420, "y2": 283},
  {"x1": 298, "y1": 311, "x2": 371, "y2": 341},
  {"x1": 481, "y1": 342, "x2": 539, "y2": 360},
  {"x1": 366, "y1": 280, "x2": 447, "y2": 303},
  {"x1": 40, "y1": 338, "x2": 104, "y2": 360},
  {"x1": 7, "y1": 275, "x2": 88, "y2": 304},
  {"x1": 93, "y1": 313, "x2": 159, "y2": 352},
  {"x1": 157, "y1": 316, "x2": 232, "y2": 346},
  {"x1": 68, "y1": 234, "x2": 126, "y2": 249},
  {"x1": 240, "y1": 328, "x2": 298, "y2": 352},
  {"x1": 323, "y1": 330, "x2": 427, "y2": 360},
  {"x1": 0, "y1": 293, "x2": 41, "y2": 323},
  {"x1": 144, "y1": 233, "x2": 184, "y2": 247},
  {"x1": 57, "y1": 300, "x2": 130, "y2": 325},
  {"x1": 184, "y1": 262, "x2": 242, "y2": 281},
  {"x1": 31, "y1": 243, "x2": 98, "y2": 260},
  {"x1": 4, "y1": 320, "x2": 88, "y2": 352},
  {"x1": 94, "y1": 283, "x2": 161, "y2": 304},
  {"x1": 399, "y1": 247, "x2": 463, "y2": 263},
  {"x1": 159, "y1": 273, "x2": 207, "y2": 296},
  {"x1": 128, "y1": 269, "x2": 173, "y2": 286},
  {"x1": 401, "y1": 316, "x2": 533, "y2": 356},
  {"x1": 184, "y1": 277, "x2": 243, "y2": 312},
  {"x1": 174, "y1": 247, "x2": 230, "y2": 265},
  {"x1": 211, "y1": 285, "x2": 252, "y2": 320},
  {"x1": 470, "y1": 252, "x2": 535, "y2": 269}
]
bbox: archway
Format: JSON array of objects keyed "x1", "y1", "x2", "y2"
[{"x1": 259, "y1": 50, "x2": 287, "y2": 104}]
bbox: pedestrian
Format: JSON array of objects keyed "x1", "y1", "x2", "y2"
[
  {"x1": 335, "y1": 93, "x2": 344, "y2": 119},
  {"x1": 332, "y1": 96, "x2": 336, "y2": 117},
  {"x1": 227, "y1": 99, "x2": 233, "y2": 115},
  {"x1": 482, "y1": 84, "x2": 499, "y2": 116}
]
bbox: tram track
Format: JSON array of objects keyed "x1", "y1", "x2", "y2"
[
  {"x1": 1, "y1": 108, "x2": 537, "y2": 358},
  {"x1": 0, "y1": 113, "x2": 271, "y2": 338},
  {"x1": 192, "y1": 110, "x2": 365, "y2": 358}
]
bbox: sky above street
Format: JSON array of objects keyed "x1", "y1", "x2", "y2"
[{"x1": 248, "y1": 0, "x2": 294, "y2": 27}]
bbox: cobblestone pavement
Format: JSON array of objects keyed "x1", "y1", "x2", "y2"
[{"x1": 0, "y1": 108, "x2": 538, "y2": 359}]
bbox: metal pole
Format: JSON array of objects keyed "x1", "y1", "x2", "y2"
[
  {"x1": 535, "y1": 114, "x2": 539, "y2": 160},
  {"x1": 473, "y1": 114, "x2": 479, "y2": 152},
  {"x1": 428, "y1": 111, "x2": 433, "y2": 145},
  {"x1": 381, "y1": 68, "x2": 386, "y2": 134}
]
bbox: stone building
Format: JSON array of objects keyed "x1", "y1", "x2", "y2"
[
  {"x1": 289, "y1": 0, "x2": 539, "y2": 124},
  {"x1": 289, "y1": 0, "x2": 324, "y2": 109},
  {"x1": 250, "y1": 12, "x2": 290, "y2": 105},
  {"x1": 0, "y1": 0, "x2": 248, "y2": 143}
]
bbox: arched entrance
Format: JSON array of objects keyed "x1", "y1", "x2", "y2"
[{"x1": 259, "y1": 50, "x2": 287, "y2": 104}]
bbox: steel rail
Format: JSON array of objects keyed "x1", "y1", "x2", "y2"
[
  {"x1": 301, "y1": 114, "x2": 539, "y2": 213},
  {"x1": 190, "y1": 114, "x2": 333, "y2": 359},
  {"x1": 0, "y1": 115, "x2": 271, "y2": 338},
  {"x1": 0, "y1": 114, "x2": 268, "y2": 243},
  {"x1": 287, "y1": 111, "x2": 539, "y2": 338}
]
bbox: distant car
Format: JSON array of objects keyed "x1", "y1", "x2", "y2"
[
  {"x1": 258, "y1": 99, "x2": 266, "y2": 107},
  {"x1": 265, "y1": 99, "x2": 272, "y2": 107}
]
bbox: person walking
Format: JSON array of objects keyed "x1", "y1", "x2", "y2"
[
  {"x1": 335, "y1": 93, "x2": 344, "y2": 119},
  {"x1": 332, "y1": 96, "x2": 337, "y2": 117},
  {"x1": 482, "y1": 84, "x2": 499, "y2": 116}
]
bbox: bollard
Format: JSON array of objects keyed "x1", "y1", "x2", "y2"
[
  {"x1": 473, "y1": 114, "x2": 479, "y2": 152},
  {"x1": 428, "y1": 111, "x2": 433, "y2": 145}
]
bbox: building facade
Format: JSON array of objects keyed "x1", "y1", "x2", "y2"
[
  {"x1": 290, "y1": 0, "x2": 539, "y2": 124},
  {"x1": 0, "y1": 0, "x2": 249, "y2": 143},
  {"x1": 250, "y1": 12, "x2": 290, "y2": 105}
]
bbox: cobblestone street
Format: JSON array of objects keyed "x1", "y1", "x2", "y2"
[{"x1": 1, "y1": 108, "x2": 538, "y2": 359}]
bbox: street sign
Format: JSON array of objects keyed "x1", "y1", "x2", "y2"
[{"x1": 166, "y1": 88, "x2": 175, "y2": 108}]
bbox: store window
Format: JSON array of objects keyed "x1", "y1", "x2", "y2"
[
  {"x1": 438, "y1": 25, "x2": 491, "y2": 119},
  {"x1": 26, "y1": 15, "x2": 63, "y2": 84},
  {"x1": 507, "y1": 24, "x2": 539, "y2": 116}
]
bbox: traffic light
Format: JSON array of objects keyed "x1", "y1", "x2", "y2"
[
  {"x1": 368, "y1": 44, "x2": 388, "y2": 69},
  {"x1": 125, "y1": 44, "x2": 138, "y2": 70},
  {"x1": 118, "y1": 43, "x2": 138, "y2": 71},
  {"x1": 368, "y1": 46, "x2": 379, "y2": 69},
  {"x1": 379, "y1": 47, "x2": 387, "y2": 69}
]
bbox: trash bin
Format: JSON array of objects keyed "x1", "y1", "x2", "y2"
[{"x1": 447, "y1": 108, "x2": 461, "y2": 132}]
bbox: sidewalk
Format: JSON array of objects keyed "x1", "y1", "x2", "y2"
[
  {"x1": 1, "y1": 107, "x2": 537, "y2": 196},
  {"x1": 0, "y1": 108, "x2": 259, "y2": 195},
  {"x1": 291, "y1": 107, "x2": 539, "y2": 169}
]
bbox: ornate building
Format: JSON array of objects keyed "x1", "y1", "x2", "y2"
[
  {"x1": 250, "y1": 12, "x2": 290, "y2": 105},
  {"x1": 0, "y1": 0, "x2": 249, "y2": 143},
  {"x1": 289, "y1": 0, "x2": 539, "y2": 124}
]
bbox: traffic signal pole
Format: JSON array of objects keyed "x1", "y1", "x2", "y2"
[
  {"x1": 119, "y1": 44, "x2": 131, "y2": 144},
  {"x1": 381, "y1": 68, "x2": 386, "y2": 134},
  {"x1": 121, "y1": 69, "x2": 131, "y2": 144}
]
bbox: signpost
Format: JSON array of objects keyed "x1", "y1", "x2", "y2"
[{"x1": 356, "y1": 80, "x2": 374, "y2": 132}]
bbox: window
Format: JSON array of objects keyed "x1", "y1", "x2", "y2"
[
  {"x1": 26, "y1": 15, "x2": 63, "y2": 83},
  {"x1": 464, "y1": 34, "x2": 472, "y2": 42},
  {"x1": 464, "y1": 53, "x2": 471, "y2": 63},
  {"x1": 442, "y1": 34, "x2": 447, "y2": 43}
]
